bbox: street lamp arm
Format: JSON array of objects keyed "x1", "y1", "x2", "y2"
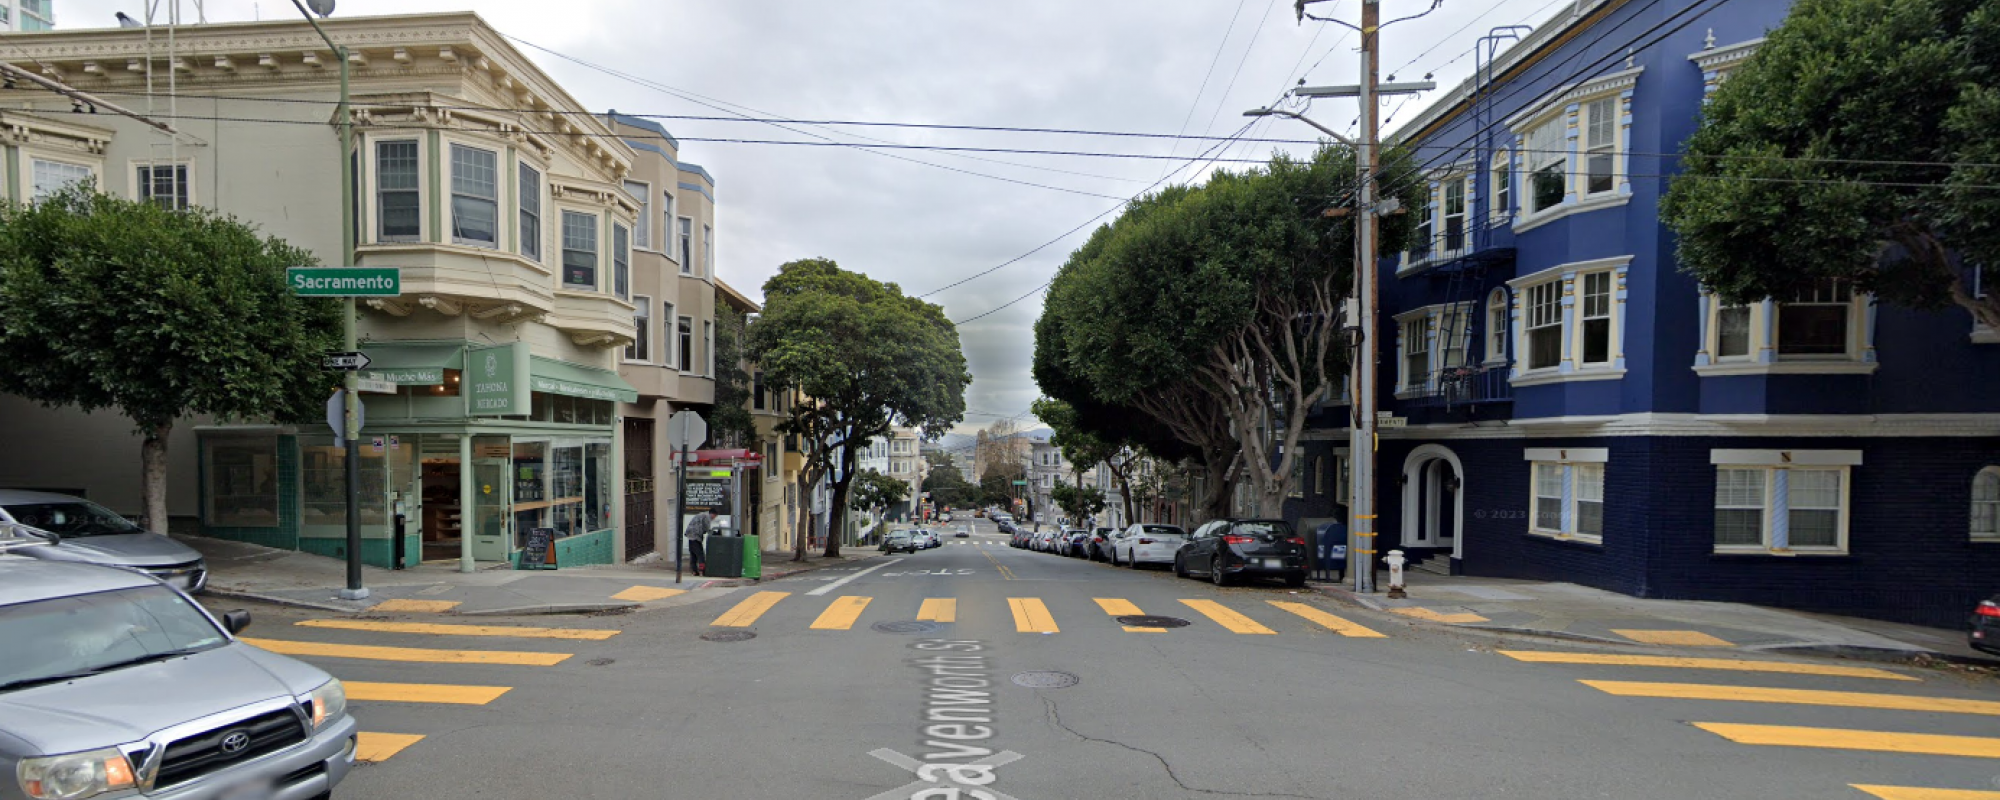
[{"x1": 1243, "y1": 108, "x2": 1358, "y2": 148}]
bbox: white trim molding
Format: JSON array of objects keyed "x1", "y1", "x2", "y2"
[
  {"x1": 1689, "y1": 37, "x2": 1765, "y2": 73},
  {"x1": 1524, "y1": 447, "x2": 1608, "y2": 463},
  {"x1": 1710, "y1": 449, "x2": 1863, "y2": 467},
  {"x1": 1366, "y1": 412, "x2": 2000, "y2": 440}
]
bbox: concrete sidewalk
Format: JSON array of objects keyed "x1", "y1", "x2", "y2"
[
  {"x1": 1314, "y1": 570, "x2": 1999, "y2": 667},
  {"x1": 180, "y1": 534, "x2": 878, "y2": 615}
]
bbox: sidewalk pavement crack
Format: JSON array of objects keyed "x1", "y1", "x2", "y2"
[{"x1": 1039, "y1": 696, "x2": 1320, "y2": 800}]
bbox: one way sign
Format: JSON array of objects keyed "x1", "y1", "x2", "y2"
[{"x1": 324, "y1": 351, "x2": 372, "y2": 371}]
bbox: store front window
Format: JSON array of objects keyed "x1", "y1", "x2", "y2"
[
  {"x1": 204, "y1": 437, "x2": 279, "y2": 528},
  {"x1": 298, "y1": 435, "x2": 387, "y2": 531}
]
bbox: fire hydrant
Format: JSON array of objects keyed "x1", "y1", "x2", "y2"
[{"x1": 1385, "y1": 549, "x2": 1407, "y2": 599}]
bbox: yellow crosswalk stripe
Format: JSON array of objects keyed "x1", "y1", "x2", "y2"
[
  {"x1": 296, "y1": 619, "x2": 619, "y2": 640},
  {"x1": 712, "y1": 591, "x2": 789, "y2": 627},
  {"x1": 611, "y1": 586, "x2": 686, "y2": 602},
  {"x1": 1178, "y1": 599, "x2": 1275, "y2": 635},
  {"x1": 1612, "y1": 629, "x2": 1734, "y2": 647},
  {"x1": 1094, "y1": 598, "x2": 1163, "y2": 632},
  {"x1": 1498, "y1": 650, "x2": 1918, "y2": 681},
  {"x1": 1267, "y1": 601, "x2": 1386, "y2": 637},
  {"x1": 1694, "y1": 723, "x2": 2000, "y2": 759},
  {"x1": 345, "y1": 681, "x2": 511, "y2": 705},
  {"x1": 1584, "y1": 681, "x2": 2000, "y2": 716},
  {"x1": 355, "y1": 732, "x2": 424, "y2": 762},
  {"x1": 1852, "y1": 785, "x2": 2000, "y2": 799},
  {"x1": 372, "y1": 599, "x2": 461, "y2": 613},
  {"x1": 241, "y1": 638, "x2": 570, "y2": 666},
  {"x1": 811, "y1": 596, "x2": 872, "y2": 630},
  {"x1": 917, "y1": 598, "x2": 957, "y2": 623},
  {"x1": 1390, "y1": 607, "x2": 1488, "y2": 624},
  {"x1": 1009, "y1": 597, "x2": 1059, "y2": 633}
]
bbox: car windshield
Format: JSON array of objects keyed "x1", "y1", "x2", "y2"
[
  {"x1": 3, "y1": 501, "x2": 144, "y2": 538},
  {"x1": 1141, "y1": 526, "x2": 1186, "y2": 537},
  {"x1": 1234, "y1": 521, "x2": 1294, "y2": 537},
  {"x1": 0, "y1": 585, "x2": 227, "y2": 692}
]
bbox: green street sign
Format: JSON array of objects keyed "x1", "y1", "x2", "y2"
[{"x1": 288, "y1": 267, "x2": 401, "y2": 297}]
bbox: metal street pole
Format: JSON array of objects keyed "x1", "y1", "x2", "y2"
[
  {"x1": 293, "y1": 0, "x2": 366, "y2": 599},
  {"x1": 674, "y1": 433, "x2": 687, "y2": 583}
]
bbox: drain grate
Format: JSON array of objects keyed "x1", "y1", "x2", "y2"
[
  {"x1": 701, "y1": 630, "x2": 757, "y2": 642},
  {"x1": 872, "y1": 620, "x2": 945, "y2": 634},
  {"x1": 1011, "y1": 671, "x2": 1081, "y2": 689},
  {"x1": 1115, "y1": 615, "x2": 1191, "y2": 629}
]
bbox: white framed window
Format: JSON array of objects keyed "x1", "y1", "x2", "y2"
[
  {"x1": 518, "y1": 163, "x2": 542, "y2": 261},
  {"x1": 1439, "y1": 309, "x2": 1468, "y2": 369},
  {"x1": 703, "y1": 224, "x2": 713, "y2": 276},
  {"x1": 135, "y1": 162, "x2": 190, "y2": 209},
  {"x1": 662, "y1": 302, "x2": 678, "y2": 369},
  {"x1": 678, "y1": 316, "x2": 694, "y2": 372},
  {"x1": 374, "y1": 141, "x2": 420, "y2": 242},
  {"x1": 1715, "y1": 302, "x2": 1752, "y2": 360},
  {"x1": 1401, "y1": 317, "x2": 1430, "y2": 391},
  {"x1": 1415, "y1": 186, "x2": 1434, "y2": 257},
  {"x1": 1710, "y1": 450, "x2": 1856, "y2": 553},
  {"x1": 1491, "y1": 150, "x2": 1512, "y2": 222},
  {"x1": 1698, "y1": 284, "x2": 1875, "y2": 375},
  {"x1": 561, "y1": 211, "x2": 598, "y2": 290},
  {"x1": 1973, "y1": 467, "x2": 2000, "y2": 542},
  {"x1": 1574, "y1": 463, "x2": 1604, "y2": 538},
  {"x1": 1583, "y1": 97, "x2": 1617, "y2": 196},
  {"x1": 1441, "y1": 176, "x2": 1467, "y2": 252},
  {"x1": 1524, "y1": 281, "x2": 1562, "y2": 370},
  {"x1": 623, "y1": 180, "x2": 651, "y2": 249},
  {"x1": 1526, "y1": 449, "x2": 1609, "y2": 543},
  {"x1": 1778, "y1": 278, "x2": 1855, "y2": 357},
  {"x1": 703, "y1": 320, "x2": 715, "y2": 376},
  {"x1": 448, "y1": 143, "x2": 499, "y2": 248},
  {"x1": 1532, "y1": 462, "x2": 1564, "y2": 533},
  {"x1": 626, "y1": 296, "x2": 651, "y2": 362},
  {"x1": 613, "y1": 222, "x2": 631, "y2": 300},
  {"x1": 678, "y1": 217, "x2": 694, "y2": 274},
  {"x1": 766, "y1": 441, "x2": 780, "y2": 482},
  {"x1": 1579, "y1": 271, "x2": 1613, "y2": 365},
  {"x1": 1526, "y1": 116, "x2": 1565, "y2": 214},
  {"x1": 31, "y1": 158, "x2": 93, "y2": 202},
  {"x1": 1486, "y1": 289, "x2": 1509, "y2": 364},
  {"x1": 663, "y1": 194, "x2": 676, "y2": 256}
]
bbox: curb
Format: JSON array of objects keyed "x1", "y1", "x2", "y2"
[
  {"x1": 1751, "y1": 642, "x2": 1997, "y2": 669},
  {"x1": 202, "y1": 588, "x2": 368, "y2": 615},
  {"x1": 458, "y1": 602, "x2": 638, "y2": 617}
]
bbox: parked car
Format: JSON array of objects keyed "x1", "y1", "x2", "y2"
[
  {"x1": 1112, "y1": 524, "x2": 1189, "y2": 568},
  {"x1": 1173, "y1": 519, "x2": 1309, "y2": 587},
  {"x1": 1033, "y1": 531, "x2": 1059, "y2": 552},
  {"x1": 920, "y1": 530, "x2": 943, "y2": 549},
  {"x1": 1086, "y1": 527, "x2": 1118, "y2": 562},
  {"x1": 1972, "y1": 594, "x2": 2000, "y2": 655},
  {"x1": 0, "y1": 490, "x2": 208, "y2": 593},
  {"x1": 0, "y1": 556, "x2": 359, "y2": 800},
  {"x1": 880, "y1": 532, "x2": 919, "y2": 554},
  {"x1": 1062, "y1": 530, "x2": 1092, "y2": 558}
]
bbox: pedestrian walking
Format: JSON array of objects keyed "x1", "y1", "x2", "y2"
[{"x1": 685, "y1": 509, "x2": 713, "y2": 576}]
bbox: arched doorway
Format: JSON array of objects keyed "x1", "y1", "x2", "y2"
[{"x1": 1401, "y1": 444, "x2": 1464, "y2": 568}]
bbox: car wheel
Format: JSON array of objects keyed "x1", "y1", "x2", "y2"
[
  {"x1": 1210, "y1": 556, "x2": 1230, "y2": 587},
  {"x1": 1129, "y1": 554, "x2": 1141, "y2": 570},
  {"x1": 1285, "y1": 573, "x2": 1307, "y2": 588},
  {"x1": 1174, "y1": 554, "x2": 1187, "y2": 578},
  {"x1": 1109, "y1": 549, "x2": 1120, "y2": 566}
]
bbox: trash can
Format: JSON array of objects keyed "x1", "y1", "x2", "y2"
[
  {"x1": 705, "y1": 534, "x2": 743, "y2": 578},
  {"x1": 741, "y1": 535, "x2": 761, "y2": 580}
]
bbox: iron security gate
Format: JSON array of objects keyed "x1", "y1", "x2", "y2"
[{"x1": 624, "y1": 419, "x2": 656, "y2": 560}]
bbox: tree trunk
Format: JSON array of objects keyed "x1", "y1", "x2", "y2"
[
  {"x1": 792, "y1": 468, "x2": 818, "y2": 562},
  {"x1": 1197, "y1": 453, "x2": 1233, "y2": 522},
  {"x1": 140, "y1": 421, "x2": 173, "y2": 534},
  {"x1": 823, "y1": 445, "x2": 857, "y2": 558}
]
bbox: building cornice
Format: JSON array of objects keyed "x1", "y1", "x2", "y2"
[{"x1": 1689, "y1": 37, "x2": 1765, "y2": 73}]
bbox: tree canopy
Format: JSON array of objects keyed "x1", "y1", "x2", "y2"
[
  {"x1": 849, "y1": 468, "x2": 909, "y2": 516},
  {"x1": 748, "y1": 258, "x2": 969, "y2": 557},
  {"x1": 709, "y1": 291, "x2": 756, "y2": 448},
  {"x1": 1660, "y1": 0, "x2": 2000, "y2": 328},
  {"x1": 1051, "y1": 481, "x2": 1106, "y2": 527},
  {"x1": 0, "y1": 187, "x2": 340, "y2": 531}
]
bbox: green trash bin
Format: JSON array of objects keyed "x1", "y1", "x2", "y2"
[
  {"x1": 740, "y1": 535, "x2": 761, "y2": 579},
  {"x1": 705, "y1": 535, "x2": 742, "y2": 578}
]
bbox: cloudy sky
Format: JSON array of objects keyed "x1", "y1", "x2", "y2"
[{"x1": 59, "y1": 0, "x2": 1574, "y2": 434}]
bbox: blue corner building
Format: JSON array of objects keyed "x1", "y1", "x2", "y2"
[{"x1": 1284, "y1": 0, "x2": 2000, "y2": 628}]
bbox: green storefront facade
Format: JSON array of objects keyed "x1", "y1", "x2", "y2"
[{"x1": 195, "y1": 340, "x2": 636, "y2": 569}]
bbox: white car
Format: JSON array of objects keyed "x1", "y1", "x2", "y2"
[
  {"x1": 912, "y1": 530, "x2": 940, "y2": 549},
  {"x1": 1112, "y1": 523, "x2": 1189, "y2": 568}
]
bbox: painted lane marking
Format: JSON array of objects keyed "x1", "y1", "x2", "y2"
[
  {"x1": 1008, "y1": 598, "x2": 1059, "y2": 633},
  {"x1": 806, "y1": 558, "x2": 902, "y2": 596},
  {"x1": 811, "y1": 596, "x2": 873, "y2": 630},
  {"x1": 917, "y1": 598, "x2": 957, "y2": 622},
  {"x1": 1585, "y1": 681, "x2": 2000, "y2": 716},
  {"x1": 611, "y1": 586, "x2": 686, "y2": 602},
  {"x1": 345, "y1": 681, "x2": 511, "y2": 705},
  {"x1": 1178, "y1": 599, "x2": 1276, "y2": 635},
  {"x1": 1693, "y1": 723, "x2": 2000, "y2": 759},
  {"x1": 1389, "y1": 607, "x2": 1489, "y2": 624},
  {"x1": 1851, "y1": 785, "x2": 2000, "y2": 799},
  {"x1": 241, "y1": 638, "x2": 570, "y2": 666},
  {"x1": 1612, "y1": 629, "x2": 1734, "y2": 647},
  {"x1": 1267, "y1": 601, "x2": 1387, "y2": 638},
  {"x1": 1498, "y1": 650, "x2": 1917, "y2": 680},
  {"x1": 711, "y1": 591, "x2": 791, "y2": 627},
  {"x1": 980, "y1": 548, "x2": 1016, "y2": 580},
  {"x1": 296, "y1": 619, "x2": 619, "y2": 640},
  {"x1": 1093, "y1": 598, "x2": 1164, "y2": 633},
  {"x1": 371, "y1": 599, "x2": 460, "y2": 613},
  {"x1": 355, "y1": 732, "x2": 424, "y2": 762}
]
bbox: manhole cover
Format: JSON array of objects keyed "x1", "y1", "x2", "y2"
[
  {"x1": 1115, "y1": 615, "x2": 1191, "y2": 629},
  {"x1": 585, "y1": 658, "x2": 615, "y2": 667},
  {"x1": 872, "y1": 620, "x2": 944, "y2": 634},
  {"x1": 701, "y1": 630, "x2": 757, "y2": 642},
  {"x1": 1011, "y1": 671, "x2": 1081, "y2": 689}
]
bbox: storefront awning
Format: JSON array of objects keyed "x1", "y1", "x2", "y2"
[
  {"x1": 360, "y1": 343, "x2": 464, "y2": 386},
  {"x1": 529, "y1": 357, "x2": 639, "y2": 404}
]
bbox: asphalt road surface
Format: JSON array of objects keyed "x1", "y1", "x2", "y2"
[{"x1": 214, "y1": 517, "x2": 2000, "y2": 799}]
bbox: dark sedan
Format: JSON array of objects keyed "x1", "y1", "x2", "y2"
[
  {"x1": 1059, "y1": 530, "x2": 1091, "y2": 557},
  {"x1": 1173, "y1": 518, "x2": 1309, "y2": 587},
  {"x1": 1973, "y1": 595, "x2": 2000, "y2": 655}
]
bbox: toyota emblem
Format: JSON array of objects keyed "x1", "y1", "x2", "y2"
[{"x1": 219, "y1": 731, "x2": 252, "y2": 754}]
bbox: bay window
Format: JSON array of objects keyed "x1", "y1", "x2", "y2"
[
  {"x1": 1579, "y1": 272, "x2": 1612, "y2": 365},
  {"x1": 375, "y1": 141, "x2": 420, "y2": 242},
  {"x1": 449, "y1": 144, "x2": 499, "y2": 248},
  {"x1": 519, "y1": 163, "x2": 542, "y2": 261},
  {"x1": 1486, "y1": 289, "x2": 1509, "y2": 364},
  {"x1": 624, "y1": 180, "x2": 651, "y2": 248},
  {"x1": 1583, "y1": 98, "x2": 1617, "y2": 196},
  {"x1": 1715, "y1": 303, "x2": 1751, "y2": 359},
  {"x1": 1402, "y1": 317, "x2": 1430, "y2": 391},
  {"x1": 678, "y1": 316, "x2": 694, "y2": 371},
  {"x1": 561, "y1": 211, "x2": 598, "y2": 290},
  {"x1": 1527, "y1": 117, "x2": 1565, "y2": 213},
  {"x1": 1442, "y1": 177, "x2": 1467, "y2": 251},
  {"x1": 1525, "y1": 281, "x2": 1562, "y2": 370},
  {"x1": 679, "y1": 217, "x2": 694, "y2": 274},
  {"x1": 613, "y1": 222, "x2": 631, "y2": 300},
  {"x1": 627, "y1": 296, "x2": 651, "y2": 362},
  {"x1": 1491, "y1": 151, "x2": 1512, "y2": 221},
  {"x1": 1778, "y1": 278, "x2": 1853, "y2": 356}
]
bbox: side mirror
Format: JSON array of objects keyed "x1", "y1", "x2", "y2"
[{"x1": 221, "y1": 610, "x2": 252, "y2": 635}]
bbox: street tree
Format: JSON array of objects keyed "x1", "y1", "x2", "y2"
[
  {"x1": 1660, "y1": 0, "x2": 2000, "y2": 328},
  {"x1": 0, "y1": 186, "x2": 340, "y2": 532},
  {"x1": 849, "y1": 468, "x2": 909, "y2": 521},
  {"x1": 977, "y1": 472, "x2": 1021, "y2": 508},
  {"x1": 748, "y1": 258, "x2": 968, "y2": 560},
  {"x1": 1031, "y1": 397, "x2": 1141, "y2": 527},
  {"x1": 1037, "y1": 145, "x2": 1419, "y2": 518},
  {"x1": 921, "y1": 451, "x2": 978, "y2": 511},
  {"x1": 709, "y1": 291, "x2": 757, "y2": 448},
  {"x1": 1050, "y1": 481, "x2": 1106, "y2": 528}
]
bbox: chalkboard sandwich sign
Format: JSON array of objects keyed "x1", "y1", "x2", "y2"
[{"x1": 519, "y1": 526, "x2": 558, "y2": 570}]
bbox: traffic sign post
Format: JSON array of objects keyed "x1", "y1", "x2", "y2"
[
  {"x1": 292, "y1": 268, "x2": 400, "y2": 600},
  {"x1": 668, "y1": 410, "x2": 707, "y2": 584},
  {"x1": 323, "y1": 351, "x2": 371, "y2": 371}
]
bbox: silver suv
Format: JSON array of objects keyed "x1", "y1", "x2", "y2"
[
  {"x1": 0, "y1": 491, "x2": 208, "y2": 592},
  {"x1": 0, "y1": 552, "x2": 357, "y2": 800}
]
